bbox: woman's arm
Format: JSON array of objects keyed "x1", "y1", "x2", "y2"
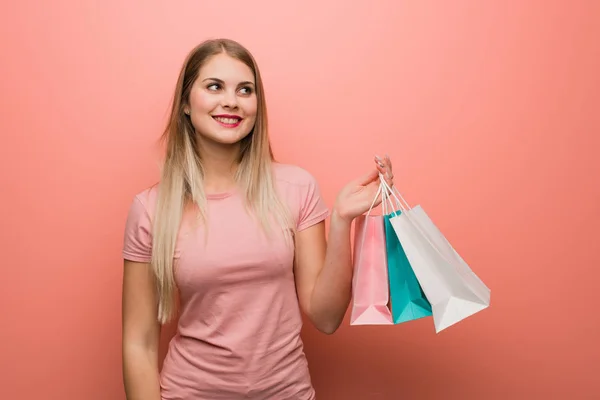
[
  {"x1": 122, "y1": 260, "x2": 162, "y2": 400},
  {"x1": 294, "y1": 156, "x2": 394, "y2": 334},
  {"x1": 294, "y1": 210, "x2": 353, "y2": 334}
]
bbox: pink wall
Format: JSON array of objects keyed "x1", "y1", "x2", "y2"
[{"x1": 2, "y1": 1, "x2": 599, "y2": 398}]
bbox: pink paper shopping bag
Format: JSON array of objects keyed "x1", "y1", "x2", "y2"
[{"x1": 350, "y1": 214, "x2": 394, "y2": 325}]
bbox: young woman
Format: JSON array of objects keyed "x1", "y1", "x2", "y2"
[{"x1": 121, "y1": 38, "x2": 394, "y2": 400}]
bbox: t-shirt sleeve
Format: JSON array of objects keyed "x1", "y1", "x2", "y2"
[
  {"x1": 122, "y1": 195, "x2": 153, "y2": 263},
  {"x1": 297, "y1": 172, "x2": 330, "y2": 231}
]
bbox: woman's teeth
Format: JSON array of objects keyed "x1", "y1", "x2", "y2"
[{"x1": 214, "y1": 117, "x2": 240, "y2": 124}]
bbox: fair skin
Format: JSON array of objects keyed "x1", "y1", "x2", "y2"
[
  {"x1": 122, "y1": 260, "x2": 161, "y2": 399},
  {"x1": 122, "y1": 52, "x2": 393, "y2": 399},
  {"x1": 185, "y1": 53, "x2": 258, "y2": 193}
]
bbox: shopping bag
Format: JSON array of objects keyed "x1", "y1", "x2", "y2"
[
  {"x1": 380, "y1": 177, "x2": 491, "y2": 333},
  {"x1": 350, "y1": 182, "x2": 394, "y2": 325},
  {"x1": 381, "y1": 186, "x2": 432, "y2": 324}
]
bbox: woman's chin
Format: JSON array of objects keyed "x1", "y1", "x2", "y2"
[{"x1": 197, "y1": 130, "x2": 252, "y2": 147}]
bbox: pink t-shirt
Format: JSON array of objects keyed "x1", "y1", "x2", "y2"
[{"x1": 122, "y1": 163, "x2": 330, "y2": 400}]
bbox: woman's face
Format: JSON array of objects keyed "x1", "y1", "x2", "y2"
[{"x1": 185, "y1": 53, "x2": 258, "y2": 147}]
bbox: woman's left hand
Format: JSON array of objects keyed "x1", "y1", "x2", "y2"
[{"x1": 333, "y1": 154, "x2": 394, "y2": 223}]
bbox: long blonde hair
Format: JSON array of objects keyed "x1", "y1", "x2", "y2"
[{"x1": 152, "y1": 39, "x2": 294, "y2": 323}]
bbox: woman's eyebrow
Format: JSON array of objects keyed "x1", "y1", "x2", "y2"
[{"x1": 202, "y1": 77, "x2": 255, "y2": 86}]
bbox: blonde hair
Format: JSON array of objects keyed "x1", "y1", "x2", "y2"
[{"x1": 152, "y1": 38, "x2": 294, "y2": 323}]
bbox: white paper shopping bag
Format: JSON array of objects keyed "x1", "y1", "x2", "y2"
[{"x1": 380, "y1": 177, "x2": 491, "y2": 333}]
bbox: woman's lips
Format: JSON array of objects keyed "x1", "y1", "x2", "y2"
[{"x1": 212, "y1": 115, "x2": 242, "y2": 128}]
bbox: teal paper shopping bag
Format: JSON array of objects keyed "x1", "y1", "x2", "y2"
[{"x1": 384, "y1": 209, "x2": 433, "y2": 324}]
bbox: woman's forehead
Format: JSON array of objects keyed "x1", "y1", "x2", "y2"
[{"x1": 198, "y1": 53, "x2": 254, "y2": 84}]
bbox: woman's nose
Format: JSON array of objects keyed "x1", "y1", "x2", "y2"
[{"x1": 221, "y1": 90, "x2": 238, "y2": 109}]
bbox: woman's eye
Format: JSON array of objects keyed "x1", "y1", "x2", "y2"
[
  {"x1": 239, "y1": 87, "x2": 253, "y2": 95},
  {"x1": 207, "y1": 83, "x2": 220, "y2": 91}
]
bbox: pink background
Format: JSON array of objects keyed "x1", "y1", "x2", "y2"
[{"x1": 2, "y1": 1, "x2": 599, "y2": 398}]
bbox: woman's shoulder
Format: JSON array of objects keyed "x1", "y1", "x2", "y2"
[
  {"x1": 128, "y1": 183, "x2": 160, "y2": 217},
  {"x1": 271, "y1": 162, "x2": 329, "y2": 228}
]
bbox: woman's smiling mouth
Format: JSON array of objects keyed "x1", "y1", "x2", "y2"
[{"x1": 212, "y1": 115, "x2": 242, "y2": 128}]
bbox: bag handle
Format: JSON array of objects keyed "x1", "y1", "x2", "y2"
[
  {"x1": 356, "y1": 178, "x2": 384, "y2": 260},
  {"x1": 382, "y1": 176, "x2": 395, "y2": 215},
  {"x1": 379, "y1": 173, "x2": 412, "y2": 213},
  {"x1": 364, "y1": 172, "x2": 412, "y2": 217},
  {"x1": 382, "y1": 179, "x2": 388, "y2": 215},
  {"x1": 365, "y1": 179, "x2": 384, "y2": 217}
]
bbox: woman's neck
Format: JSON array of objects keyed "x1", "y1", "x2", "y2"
[{"x1": 196, "y1": 139, "x2": 240, "y2": 194}]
